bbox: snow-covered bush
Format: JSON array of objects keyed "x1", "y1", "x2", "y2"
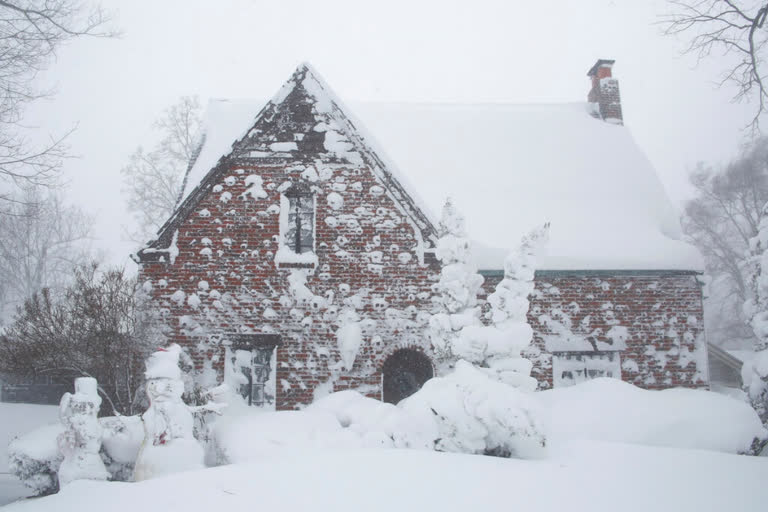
[
  {"x1": 100, "y1": 415, "x2": 144, "y2": 481},
  {"x1": 212, "y1": 391, "x2": 433, "y2": 464},
  {"x1": 743, "y1": 201, "x2": 768, "y2": 452},
  {"x1": 400, "y1": 360, "x2": 547, "y2": 458},
  {"x1": 306, "y1": 391, "x2": 434, "y2": 449},
  {"x1": 57, "y1": 377, "x2": 109, "y2": 487},
  {"x1": 8, "y1": 423, "x2": 64, "y2": 496}
]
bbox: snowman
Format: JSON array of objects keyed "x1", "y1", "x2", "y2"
[
  {"x1": 133, "y1": 344, "x2": 205, "y2": 481},
  {"x1": 57, "y1": 377, "x2": 109, "y2": 487}
]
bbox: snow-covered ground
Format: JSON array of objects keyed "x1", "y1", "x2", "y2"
[
  {"x1": 3, "y1": 379, "x2": 768, "y2": 510},
  {"x1": 213, "y1": 377, "x2": 765, "y2": 463},
  {"x1": 3, "y1": 442, "x2": 767, "y2": 512},
  {"x1": 0, "y1": 404, "x2": 58, "y2": 506}
]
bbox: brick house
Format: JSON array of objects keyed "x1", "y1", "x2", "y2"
[{"x1": 134, "y1": 60, "x2": 708, "y2": 410}]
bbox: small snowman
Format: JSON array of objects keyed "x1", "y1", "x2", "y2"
[{"x1": 57, "y1": 377, "x2": 109, "y2": 487}]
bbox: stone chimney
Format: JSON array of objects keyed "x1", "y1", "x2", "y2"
[{"x1": 587, "y1": 59, "x2": 623, "y2": 124}]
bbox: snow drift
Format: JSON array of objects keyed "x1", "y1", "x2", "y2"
[{"x1": 539, "y1": 377, "x2": 767, "y2": 453}]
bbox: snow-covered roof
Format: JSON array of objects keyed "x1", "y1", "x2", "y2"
[{"x1": 178, "y1": 65, "x2": 703, "y2": 271}]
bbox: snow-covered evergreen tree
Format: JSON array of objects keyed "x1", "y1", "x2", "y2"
[
  {"x1": 483, "y1": 223, "x2": 549, "y2": 390},
  {"x1": 744, "y1": 202, "x2": 768, "y2": 440},
  {"x1": 428, "y1": 198, "x2": 485, "y2": 365},
  {"x1": 133, "y1": 344, "x2": 205, "y2": 481},
  {"x1": 428, "y1": 198, "x2": 549, "y2": 392},
  {"x1": 57, "y1": 377, "x2": 109, "y2": 487},
  {"x1": 416, "y1": 221, "x2": 551, "y2": 457}
]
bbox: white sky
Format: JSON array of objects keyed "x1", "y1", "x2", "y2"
[{"x1": 23, "y1": 0, "x2": 760, "y2": 268}]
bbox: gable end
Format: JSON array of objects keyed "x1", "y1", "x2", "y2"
[{"x1": 136, "y1": 64, "x2": 437, "y2": 263}]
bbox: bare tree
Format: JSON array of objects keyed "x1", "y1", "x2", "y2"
[
  {"x1": 122, "y1": 96, "x2": 202, "y2": 242},
  {"x1": 663, "y1": 0, "x2": 768, "y2": 131},
  {"x1": 682, "y1": 137, "x2": 768, "y2": 346},
  {"x1": 0, "y1": 264, "x2": 163, "y2": 415},
  {"x1": 0, "y1": 187, "x2": 92, "y2": 323},
  {"x1": 0, "y1": 1, "x2": 112, "y2": 205}
]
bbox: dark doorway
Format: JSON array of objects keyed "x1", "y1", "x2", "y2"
[{"x1": 382, "y1": 349, "x2": 434, "y2": 404}]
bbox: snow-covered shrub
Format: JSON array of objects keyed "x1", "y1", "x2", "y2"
[
  {"x1": 400, "y1": 360, "x2": 547, "y2": 458},
  {"x1": 743, "y1": 201, "x2": 768, "y2": 452},
  {"x1": 99, "y1": 415, "x2": 144, "y2": 481},
  {"x1": 212, "y1": 391, "x2": 433, "y2": 464},
  {"x1": 307, "y1": 391, "x2": 434, "y2": 449},
  {"x1": 743, "y1": 352, "x2": 768, "y2": 417},
  {"x1": 8, "y1": 423, "x2": 64, "y2": 496}
]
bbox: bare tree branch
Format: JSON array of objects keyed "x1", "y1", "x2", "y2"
[
  {"x1": 122, "y1": 96, "x2": 202, "y2": 243},
  {"x1": 682, "y1": 137, "x2": 768, "y2": 346},
  {"x1": 0, "y1": 1, "x2": 113, "y2": 207},
  {"x1": 0, "y1": 264, "x2": 163, "y2": 415},
  {"x1": 662, "y1": 0, "x2": 768, "y2": 133}
]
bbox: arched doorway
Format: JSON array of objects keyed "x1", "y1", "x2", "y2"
[{"x1": 382, "y1": 349, "x2": 434, "y2": 404}]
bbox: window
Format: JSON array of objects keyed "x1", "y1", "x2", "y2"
[
  {"x1": 235, "y1": 347, "x2": 276, "y2": 408},
  {"x1": 552, "y1": 351, "x2": 621, "y2": 388},
  {"x1": 284, "y1": 184, "x2": 314, "y2": 254},
  {"x1": 227, "y1": 334, "x2": 281, "y2": 410}
]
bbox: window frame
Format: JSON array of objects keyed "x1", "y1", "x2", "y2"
[
  {"x1": 282, "y1": 183, "x2": 315, "y2": 255},
  {"x1": 552, "y1": 350, "x2": 622, "y2": 388}
]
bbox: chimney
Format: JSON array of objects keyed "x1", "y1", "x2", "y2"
[{"x1": 587, "y1": 59, "x2": 623, "y2": 124}]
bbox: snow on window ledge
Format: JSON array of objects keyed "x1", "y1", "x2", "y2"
[
  {"x1": 552, "y1": 351, "x2": 622, "y2": 388},
  {"x1": 274, "y1": 244, "x2": 318, "y2": 269}
]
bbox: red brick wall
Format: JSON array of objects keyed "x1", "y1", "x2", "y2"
[
  {"x1": 139, "y1": 161, "x2": 440, "y2": 410},
  {"x1": 139, "y1": 165, "x2": 707, "y2": 409},
  {"x1": 482, "y1": 273, "x2": 708, "y2": 390}
]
